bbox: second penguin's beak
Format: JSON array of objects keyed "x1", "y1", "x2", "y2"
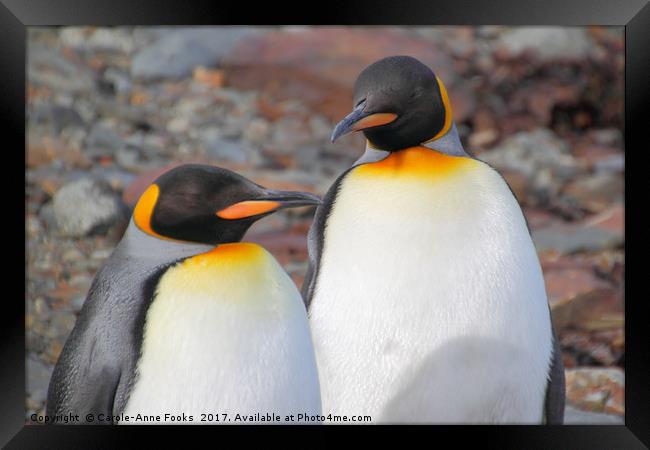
[
  {"x1": 216, "y1": 190, "x2": 321, "y2": 220},
  {"x1": 331, "y1": 100, "x2": 398, "y2": 142}
]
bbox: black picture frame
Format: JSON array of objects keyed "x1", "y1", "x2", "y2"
[{"x1": 7, "y1": 0, "x2": 648, "y2": 447}]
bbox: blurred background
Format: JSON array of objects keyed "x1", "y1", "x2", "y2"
[{"x1": 25, "y1": 26, "x2": 624, "y2": 424}]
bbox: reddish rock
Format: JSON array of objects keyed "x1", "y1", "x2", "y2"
[
  {"x1": 583, "y1": 203, "x2": 624, "y2": 235},
  {"x1": 48, "y1": 281, "x2": 84, "y2": 301},
  {"x1": 247, "y1": 227, "x2": 312, "y2": 275},
  {"x1": 249, "y1": 177, "x2": 317, "y2": 194},
  {"x1": 499, "y1": 169, "x2": 528, "y2": 203},
  {"x1": 28, "y1": 138, "x2": 90, "y2": 169},
  {"x1": 544, "y1": 265, "x2": 621, "y2": 331},
  {"x1": 517, "y1": 82, "x2": 579, "y2": 125},
  {"x1": 290, "y1": 272, "x2": 306, "y2": 292},
  {"x1": 562, "y1": 174, "x2": 624, "y2": 213},
  {"x1": 247, "y1": 230, "x2": 309, "y2": 261},
  {"x1": 448, "y1": 89, "x2": 476, "y2": 123},
  {"x1": 222, "y1": 28, "x2": 453, "y2": 121},
  {"x1": 193, "y1": 66, "x2": 225, "y2": 88},
  {"x1": 573, "y1": 143, "x2": 623, "y2": 172}
]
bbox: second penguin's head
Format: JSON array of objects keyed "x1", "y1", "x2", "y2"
[
  {"x1": 331, "y1": 55, "x2": 453, "y2": 151},
  {"x1": 133, "y1": 164, "x2": 321, "y2": 246}
]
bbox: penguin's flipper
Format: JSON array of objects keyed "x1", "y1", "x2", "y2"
[
  {"x1": 544, "y1": 325, "x2": 566, "y2": 424},
  {"x1": 46, "y1": 319, "x2": 123, "y2": 424},
  {"x1": 46, "y1": 258, "x2": 171, "y2": 424},
  {"x1": 302, "y1": 167, "x2": 357, "y2": 310}
]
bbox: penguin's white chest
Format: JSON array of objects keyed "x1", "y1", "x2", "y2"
[
  {"x1": 122, "y1": 243, "x2": 321, "y2": 424},
  {"x1": 309, "y1": 149, "x2": 552, "y2": 423}
]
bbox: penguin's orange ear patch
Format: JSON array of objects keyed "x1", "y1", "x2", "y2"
[
  {"x1": 216, "y1": 200, "x2": 281, "y2": 220},
  {"x1": 352, "y1": 113, "x2": 398, "y2": 131},
  {"x1": 134, "y1": 184, "x2": 166, "y2": 239},
  {"x1": 428, "y1": 76, "x2": 453, "y2": 142}
]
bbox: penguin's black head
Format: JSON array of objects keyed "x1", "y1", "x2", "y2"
[
  {"x1": 331, "y1": 55, "x2": 452, "y2": 151},
  {"x1": 133, "y1": 164, "x2": 320, "y2": 246}
]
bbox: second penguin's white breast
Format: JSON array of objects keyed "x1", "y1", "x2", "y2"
[{"x1": 309, "y1": 157, "x2": 552, "y2": 423}]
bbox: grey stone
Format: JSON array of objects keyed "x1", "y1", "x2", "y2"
[
  {"x1": 562, "y1": 172, "x2": 624, "y2": 211},
  {"x1": 47, "y1": 313, "x2": 77, "y2": 340},
  {"x1": 200, "y1": 128, "x2": 247, "y2": 163},
  {"x1": 26, "y1": 355, "x2": 54, "y2": 405},
  {"x1": 89, "y1": 166, "x2": 136, "y2": 192},
  {"x1": 115, "y1": 147, "x2": 142, "y2": 171},
  {"x1": 271, "y1": 117, "x2": 314, "y2": 154},
  {"x1": 497, "y1": 27, "x2": 596, "y2": 60},
  {"x1": 59, "y1": 27, "x2": 135, "y2": 53},
  {"x1": 131, "y1": 27, "x2": 258, "y2": 81},
  {"x1": 52, "y1": 177, "x2": 127, "y2": 237},
  {"x1": 478, "y1": 128, "x2": 582, "y2": 202},
  {"x1": 594, "y1": 155, "x2": 625, "y2": 174},
  {"x1": 30, "y1": 103, "x2": 85, "y2": 133},
  {"x1": 26, "y1": 331, "x2": 48, "y2": 355},
  {"x1": 591, "y1": 128, "x2": 622, "y2": 147},
  {"x1": 102, "y1": 67, "x2": 133, "y2": 95},
  {"x1": 564, "y1": 405, "x2": 623, "y2": 425},
  {"x1": 532, "y1": 225, "x2": 623, "y2": 254},
  {"x1": 28, "y1": 44, "x2": 94, "y2": 93},
  {"x1": 70, "y1": 295, "x2": 87, "y2": 313},
  {"x1": 243, "y1": 118, "x2": 271, "y2": 146},
  {"x1": 38, "y1": 202, "x2": 58, "y2": 232},
  {"x1": 85, "y1": 124, "x2": 123, "y2": 156}
]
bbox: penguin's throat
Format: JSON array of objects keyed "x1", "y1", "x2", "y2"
[
  {"x1": 185, "y1": 242, "x2": 267, "y2": 268},
  {"x1": 355, "y1": 146, "x2": 475, "y2": 180}
]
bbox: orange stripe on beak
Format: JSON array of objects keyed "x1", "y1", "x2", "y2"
[
  {"x1": 351, "y1": 113, "x2": 398, "y2": 131},
  {"x1": 216, "y1": 200, "x2": 281, "y2": 220}
]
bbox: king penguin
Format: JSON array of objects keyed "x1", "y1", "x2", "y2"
[
  {"x1": 303, "y1": 56, "x2": 565, "y2": 424},
  {"x1": 47, "y1": 164, "x2": 322, "y2": 424}
]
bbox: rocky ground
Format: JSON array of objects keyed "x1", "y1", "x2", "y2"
[{"x1": 25, "y1": 26, "x2": 624, "y2": 424}]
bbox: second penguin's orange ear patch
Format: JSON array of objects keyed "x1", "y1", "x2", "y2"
[{"x1": 216, "y1": 200, "x2": 281, "y2": 220}]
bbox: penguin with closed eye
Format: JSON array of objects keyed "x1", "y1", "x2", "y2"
[{"x1": 304, "y1": 55, "x2": 564, "y2": 424}]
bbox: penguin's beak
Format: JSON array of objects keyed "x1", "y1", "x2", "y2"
[
  {"x1": 263, "y1": 189, "x2": 322, "y2": 209},
  {"x1": 216, "y1": 190, "x2": 321, "y2": 220},
  {"x1": 331, "y1": 100, "x2": 398, "y2": 142}
]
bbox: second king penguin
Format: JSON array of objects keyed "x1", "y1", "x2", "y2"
[{"x1": 303, "y1": 56, "x2": 564, "y2": 424}]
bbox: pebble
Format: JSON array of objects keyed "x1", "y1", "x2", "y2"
[
  {"x1": 85, "y1": 123, "x2": 124, "y2": 157},
  {"x1": 46, "y1": 313, "x2": 77, "y2": 340},
  {"x1": 533, "y1": 223, "x2": 622, "y2": 254},
  {"x1": 200, "y1": 128, "x2": 248, "y2": 163},
  {"x1": 479, "y1": 129, "x2": 582, "y2": 204},
  {"x1": 26, "y1": 355, "x2": 54, "y2": 405},
  {"x1": 52, "y1": 177, "x2": 127, "y2": 237},
  {"x1": 562, "y1": 173, "x2": 623, "y2": 213},
  {"x1": 91, "y1": 248, "x2": 114, "y2": 260},
  {"x1": 496, "y1": 27, "x2": 596, "y2": 60},
  {"x1": 243, "y1": 118, "x2": 271, "y2": 146}
]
